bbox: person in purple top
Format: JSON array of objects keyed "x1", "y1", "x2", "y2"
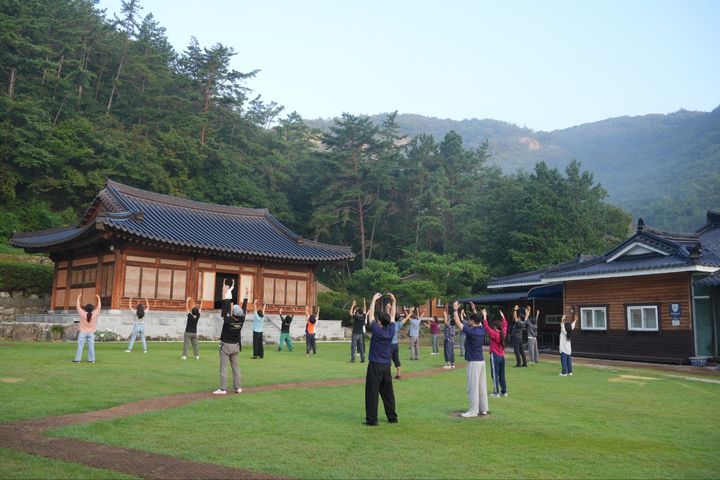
[
  {"x1": 452, "y1": 301, "x2": 489, "y2": 417},
  {"x1": 363, "y1": 292, "x2": 398, "y2": 426}
]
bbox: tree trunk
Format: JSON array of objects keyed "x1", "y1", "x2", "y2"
[
  {"x1": 8, "y1": 67, "x2": 16, "y2": 98},
  {"x1": 53, "y1": 101, "x2": 64, "y2": 126},
  {"x1": 56, "y1": 54, "x2": 64, "y2": 78},
  {"x1": 357, "y1": 195, "x2": 366, "y2": 269}
]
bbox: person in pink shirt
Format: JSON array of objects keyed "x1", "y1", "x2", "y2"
[
  {"x1": 74, "y1": 293, "x2": 101, "y2": 363},
  {"x1": 429, "y1": 316, "x2": 441, "y2": 355},
  {"x1": 481, "y1": 305, "x2": 508, "y2": 397}
]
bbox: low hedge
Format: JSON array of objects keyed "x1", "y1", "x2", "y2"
[{"x1": 0, "y1": 259, "x2": 53, "y2": 294}]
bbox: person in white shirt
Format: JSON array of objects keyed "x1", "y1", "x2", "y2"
[{"x1": 559, "y1": 310, "x2": 577, "y2": 376}]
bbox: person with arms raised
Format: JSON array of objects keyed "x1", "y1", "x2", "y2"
[{"x1": 363, "y1": 292, "x2": 398, "y2": 426}]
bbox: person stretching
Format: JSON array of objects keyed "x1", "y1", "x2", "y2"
[
  {"x1": 363, "y1": 292, "x2": 398, "y2": 426},
  {"x1": 408, "y1": 307, "x2": 422, "y2": 360},
  {"x1": 277, "y1": 308, "x2": 294, "y2": 352},
  {"x1": 483, "y1": 307, "x2": 508, "y2": 397},
  {"x1": 430, "y1": 316, "x2": 441, "y2": 355},
  {"x1": 74, "y1": 294, "x2": 101, "y2": 363},
  {"x1": 390, "y1": 305, "x2": 410, "y2": 379},
  {"x1": 126, "y1": 297, "x2": 150, "y2": 353},
  {"x1": 213, "y1": 294, "x2": 247, "y2": 394},
  {"x1": 526, "y1": 306, "x2": 540, "y2": 364},
  {"x1": 305, "y1": 305, "x2": 319, "y2": 355},
  {"x1": 560, "y1": 311, "x2": 577, "y2": 376},
  {"x1": 182, "y1": 297, "x2": 201, "y2": 360},
  {"x1": 452, "y1": 301, "x2": 488, "y2": 417},
  {"x1": 510, "y1": 305, "x2": 528, "y2": 367},
  {"x1": 349, "y1": 299, "x2": 367, "y2": 363},
  {"x1": 442, "y1": 310, "x2": 456, "y2": 369},
  {"x1": 251, "y1": 300, "x2": 267, "y2": 359},
  {"x1": 220, "y1": 278, "x2": 234, "y2": 320}
]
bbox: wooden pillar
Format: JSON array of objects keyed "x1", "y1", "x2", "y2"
[
  {"x1": 188, "y1": 254, "x2": 198, "y2": 302},
  {"x1": 111, "y1": 247, "x2": 124, "y2": 310},
  {"x1": 50, "y1": 262, "x2": 58, "y2": 311}
]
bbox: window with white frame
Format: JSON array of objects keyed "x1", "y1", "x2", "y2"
[
  {"x1": 580, "y1": 307, "x2": 607, "y2": 330},
  {"x1": 627, "y1": 305, "x2": 658, "y2": 331}
]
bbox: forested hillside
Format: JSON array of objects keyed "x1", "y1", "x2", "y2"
[
  {"x1": 1, "y1": 0, "x2": 632, "y2": 291},
  {"x1": 310, "y1": 109, "x2": 720, "y2": 232}
]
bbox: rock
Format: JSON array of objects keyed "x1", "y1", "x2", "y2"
[
  {"x1": 29, "y1": 294, "x2": 39, "y2": 300},
  {"x1": 11, "y1": 324, "x2": 43, "y2": 341},
  {"x1": 0, "y1": 292, "x2": 10, "y2": 298}
]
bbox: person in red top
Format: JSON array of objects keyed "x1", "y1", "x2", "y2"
[
  {"x1": 481, "y1": 304, "x2": 508, "y2": 397},
  {"x1": 429, "y1": 316, "x2": 441, "y2": 355}
]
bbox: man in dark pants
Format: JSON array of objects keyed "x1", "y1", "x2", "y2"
[
  {"x1": 364, "y1": 292, "x2": 398, "y2": 426},
  {"x1": 349, "y1": 299, "x2": 366, "y2": 362},
  {"x1": 511, "y1": 305, "x2": 528, "y2": 367}
]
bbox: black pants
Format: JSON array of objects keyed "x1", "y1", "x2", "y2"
[
  {"x1": 512, "y1": 339, "x2": 526, "y2": 366},
  {"x1": 253, "y1": 331, "x2": 264, "y2": 358},
  {"x1": 306, "y1": 333, "x2": 316, "y2": 354},
  {"x1": 365, "y1": 361, "x2": 397, "y2": 424}
]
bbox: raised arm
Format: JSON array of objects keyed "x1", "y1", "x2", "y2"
[
  {"x1": 388, "y1": 293, "x2": 397, "y2": 322},
  {"x1": 349, "y1": 300, "x2": 356, "y2": 316},
  {"x1": 368, "y1": 293, "x2": 382, "y2": 322},
  {"x1": 95, "y1": 294, "x2": 101, "y2": 311},
  {"x1": 442, "y1": 310, "x2": 448, "y2": 325},
  {"x1": 186, "y1": 297, "x2": 192, "y2": 314},
  {"x1": 500, "y1": 310, "x2": 508, "y2": 335},
  {"x1": 128, "y1": 297, "x2": 136, "y2": 315},
  {"x1": 144, "y1": 297, "x2": 150, "y2": 313},
  {"x1": 452, "y1": 301, "x2": 463, "y2": 329}
]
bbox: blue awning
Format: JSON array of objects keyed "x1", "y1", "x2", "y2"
[
  {"x1": 527, "y1": 283, "x2": 563, "y2": 299},
  {"x1": 458, "y1": 291, "x2": 529, "y2": 304}
]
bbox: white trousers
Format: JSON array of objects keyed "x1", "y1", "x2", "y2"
[{"x1": 466, "y1": 360, "x2": 489, "y2": 414}]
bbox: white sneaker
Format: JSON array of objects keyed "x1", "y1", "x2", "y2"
[
  {"x1": 195, "y1": 356, "x2": 200, "y2": 360},
  {"x1": 480, "y1": 411, "x2": 488, "y2": 416},
  {"x1": 143, "y1": 351, "x2": 147, "y2": 354},
  {"x1": 491, "y1": 393, "x2": 500, "y2": 397},
  {"x1": 443, "y1": 365, "x2": 451, "y2": 369},
  {"x1": 124, "y1": 349, "x2": 131, "y2": 353},
  {"x1": 502, "y1": 393, "x2": 508, "y2": 397},
  {"x1": 568, "y1": 372, "x2": 573, "y2": 376},
  {"x1": 461, "y1": 411, "x2": 478, "y2": 418},
  {"x1": 451, "y1": 365, "x2": 456, "y2": 369},
  {"x1": 235, "y1": 388, "x2": 242, "y2": 394},
  {"x1": 212, "y1": 389, "x2": 227, "y2": 395},
  {"x1": 560, "y1": 373, "x2": 567, "y2": 376},
  {"x1": 181, "y1": 356, "x2": 187, "y2": 360}
]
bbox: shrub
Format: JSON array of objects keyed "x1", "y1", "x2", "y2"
[
  {"x1": 95, "y1": 329, "x2": 120, "y2": 342},
  {"x1": 0, "y1": 259, "x2": 53, "y2": 294},
  {"x1": 317, "y1": 291, "x2": 353, "y2": 326}
]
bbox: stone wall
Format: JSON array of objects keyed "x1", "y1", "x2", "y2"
[
  {"x1": 0, "y1": 291, "x2": 51, "y2": 322},
  {"x1": 6, "y1": 309, "x2": 346, "y2": 344}
]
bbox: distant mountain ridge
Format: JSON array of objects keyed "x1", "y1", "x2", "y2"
[{"x1": 308, "y1": 107, "x2": 720, "y2": 231}]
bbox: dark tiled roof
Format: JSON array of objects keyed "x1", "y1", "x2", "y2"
[
  {"x1": 11, "y1": 180, "x2": 355, "y2": 264},
  {"x1": 459, "y1": 291, "x2": 529, "y2": 304},
  {"x1": 696, "y1": 271, "x2": 720, "y2": 287},
  {"x1": 488, "y1": 212, "x2": 720, "y2": 288}
]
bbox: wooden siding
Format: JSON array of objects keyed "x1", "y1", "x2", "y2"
[
  {"x1": 565, "y1": 272, "x2": 695, "y2": 363},
  {"x1": 565, "y1": 272, "x2": 693, "y2": 330}
]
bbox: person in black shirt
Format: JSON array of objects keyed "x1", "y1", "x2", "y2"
[
  {"x1": 213, "y1": 290, "x2": 248, "y2": 395},
  {"x1": 277, "y1": 307, "x2": 294, "y2": 352},
  {"x1": 511, "y1": 305, "x2": 528, "y2": 367},
  {"x1": 182, "y1": 297, "x2": 202, "y2": 360},
  {"x1": 349, "y1": 299, "x2": 367, "y2": 363}
]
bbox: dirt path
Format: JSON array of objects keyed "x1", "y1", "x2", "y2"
[{"x1": 0, "y1": 367, "x2": 449, "y2": 479}]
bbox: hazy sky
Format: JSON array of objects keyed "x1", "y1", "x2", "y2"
[{"x1": 97, "y1": 0, "x2": 720, "y2": 131}]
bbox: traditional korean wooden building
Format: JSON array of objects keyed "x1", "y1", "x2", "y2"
[
  {"x1": 483, "y1": 211, "x2": 720, "y2": 364},
  {"x1": 11, "y1": 180, "x2": 355, "y2": 314}
]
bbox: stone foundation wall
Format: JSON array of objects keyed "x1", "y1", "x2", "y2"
[
  {"x1": 4, "y1": 309, "x2": 346, "y2": 344},
  {"x1": 0, "y1": 291, "x2": 51, "y2": 322}
]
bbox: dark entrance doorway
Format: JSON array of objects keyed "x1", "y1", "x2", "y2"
[{"x1": 214, "y1": 273, "x2": 239, "y2": 310}]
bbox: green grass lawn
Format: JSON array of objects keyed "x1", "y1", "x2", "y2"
[{"x1": 2, "y1": 341, "x2": 719, "y2": 479}]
